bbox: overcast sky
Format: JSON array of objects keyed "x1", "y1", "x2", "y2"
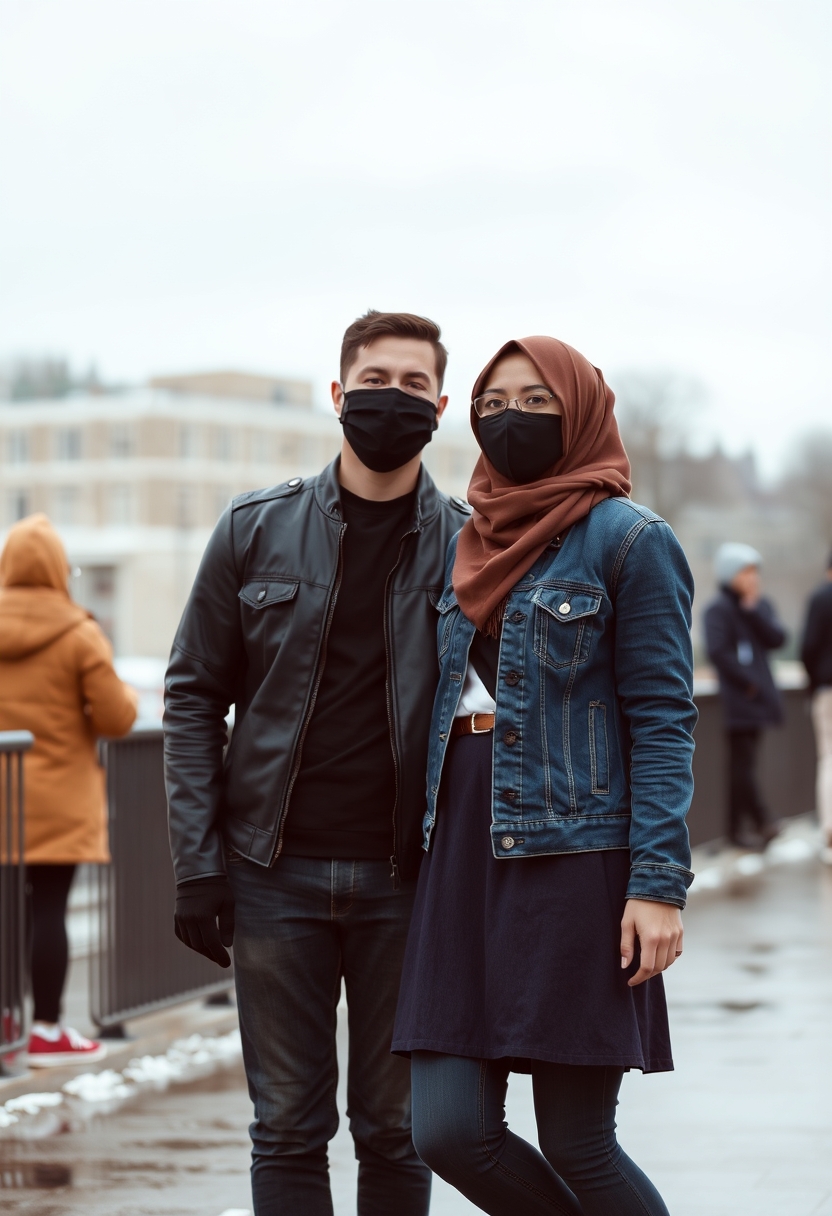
[{"x1": 1, "y1": 0, "x2": 829, "y2": 475}]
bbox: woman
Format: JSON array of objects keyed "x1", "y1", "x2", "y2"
[
  {"x1": 0, "y1": 514, "x2": 137, "y2": 1065},
  {"x1": 392, "y1": 338, "x2": 696, "y2": 1215}
]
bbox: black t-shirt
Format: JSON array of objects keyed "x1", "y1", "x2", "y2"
[{"x1": 282, "y1": 485, "x2": 416, "y2": 859}]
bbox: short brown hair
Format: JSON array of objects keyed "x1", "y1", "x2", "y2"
[{"x1": 340, "y1": 309, "x2": 448, "y2": 390}]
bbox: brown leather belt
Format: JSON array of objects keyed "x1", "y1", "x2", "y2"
[{"x1": 451, "y1": 713, "x2": 495, "y2": 738}]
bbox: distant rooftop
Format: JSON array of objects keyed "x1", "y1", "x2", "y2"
[{"x1": 149, "y1": 370, "x2": 313, "y2": 408}]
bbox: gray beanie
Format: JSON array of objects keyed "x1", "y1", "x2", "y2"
[{"x1": 714, "y1": 542, "x2": 762, "y2": 586}]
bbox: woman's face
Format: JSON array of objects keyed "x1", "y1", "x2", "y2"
[{"x1": 478, "y1": 352, "x2": 562, "y2": 417}]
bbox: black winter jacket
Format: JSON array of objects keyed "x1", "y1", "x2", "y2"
[
  {"x1": 801, "y1": 581, "x2": 832, "y2": 692},
  {"x1": 164, "y1": 460, "x2": 469, "y2": 885},
  {"x1": 704, "y1": 588, "x2": 787, "y2": 730}
]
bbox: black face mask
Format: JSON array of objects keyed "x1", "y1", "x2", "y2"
[
  {"x1": 477, "y1": 410, "x2": 564, "y2": 483},
  {"x1": 340, "y1": 387, "x2": 438, "y2": 473}
]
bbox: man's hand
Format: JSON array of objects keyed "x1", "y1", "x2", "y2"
[
  {"x1": 620, "y1": 898, "x2": 683, "y2": 988},
  {"x1": 174, "y1": 876, "x2": 235, "y2": 968}
]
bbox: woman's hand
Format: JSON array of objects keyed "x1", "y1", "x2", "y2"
[{"x1": 620, "y1": 899, "x2": 683, "y2": 987}]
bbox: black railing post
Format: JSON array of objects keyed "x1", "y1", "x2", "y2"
[{"x1": 0, "y1": 730, "x2": 34, "y2": 1075}]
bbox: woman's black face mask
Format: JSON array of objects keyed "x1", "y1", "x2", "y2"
[
  {"x1": 340, "y1": 387, "x2": 438, "y2": 473},
  {"x1": 477, "y1": 409, "x2": 564, "y2": 483}
]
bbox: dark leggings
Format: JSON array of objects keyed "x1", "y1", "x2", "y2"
[
  {"x1": 27, "y1": 864, "x2": 76, "y2": 1024},
  {"x1": 411, "y1": 1053, "x2": 669, "y2": 1216}
]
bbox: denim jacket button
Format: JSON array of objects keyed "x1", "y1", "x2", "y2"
[
  {"x1": 511, "y1": 611, "x2": 525, "y2": 623},
  {"x1": 501, "y1": 835, "x2": 515, "y2": 849},
  {"x1": 257, "y1": 589, "x2": 267, "y2": 602},
  {"x1": 503, "y1": 789, "x2": 518, "y2": 803},
  {"x1": 503, "y1": 730, "x2": 518, "y2": 746},
  {"x1": 505, "y1": 671, "x2": 521, "y2": 686},
  {"x1": 558, "y1": 602, "x2": 571, "y2": 615}
]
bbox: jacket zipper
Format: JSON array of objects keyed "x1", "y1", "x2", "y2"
[
  {"x1": 271, "y1": 521, "x2": 346, "y2": 865},
  {"x1": 384, "y1": 525, "x2": 419, "y2": 889}
]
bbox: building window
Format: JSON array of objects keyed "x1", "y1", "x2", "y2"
[
  {"x1": 249, "y1": 430, "x2": 271, "y2": 463},
  {"x1": 213, "y1": 428, "x2": 234, "y2": 461},
  {"x1": 74, "y1": 566, "x2": 116, "y2": 644},
  {"x1": 176, "y1": 485, "x2": 197, "y2": 529},
  {"x1": 107, "y1": 484, "x2": 134, "y2": 525},
  {"x1": 7, "y1": 430, "x2": 29, "y2": 464},
  {"x1": 178, "y1": 425, "x2": 200, "y2": 460},
  {"x1": 214, "y1": 487, "x2": 233, "y2": 519},
  {"x1": 55, "y1": 428, "x2": 83, "y2": 460},
  {"x1": 53, "y1": 486, "x2": 79, "y2": 524},
  {"x1": 110, "y1": 423, "x2": 134, "y2": 458},
  {"x1": 7, "y1": 490, "x2": 29, "y2": 524},
  {"x1": 277, "y1": 435, "x2": 298, "y2": 465}
]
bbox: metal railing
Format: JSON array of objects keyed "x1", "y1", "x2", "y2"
[
  {"x1": 85, "y1": 688, "x2": 815, "y2": 1029},
  {"x1": 91, "y1": 729, "x2": 232, "y2": 1031},
  {"x1": 689, "y1": 687, "x2": 816, "y2": 847},
  {"x1": 0, "y1": 730, "x2": 34, "y2": 1068}
]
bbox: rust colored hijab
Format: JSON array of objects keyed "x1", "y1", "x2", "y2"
[{"x1": 453, "y1": 337, "x2": 631, "y2": 633}]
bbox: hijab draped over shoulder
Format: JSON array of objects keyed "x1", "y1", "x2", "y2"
[{"x1": 453, "y1": 337, "x2": 631, "y2": 634}]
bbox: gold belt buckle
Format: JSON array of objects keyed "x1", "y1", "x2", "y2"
[{"x1": 470, "y1": 713, "x2": 491, "y2": 734}]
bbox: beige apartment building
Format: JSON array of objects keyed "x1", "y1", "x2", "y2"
[{"x1": 0, "y1": 372, "x2": 478, "y2": 658}]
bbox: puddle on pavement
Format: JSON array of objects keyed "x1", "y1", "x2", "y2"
[
  {"x1": 1, "y1": 1161, "x2": 73, "y2": 1189},
  {"x1": 718, "y1": 999, "x2": 767, "y2": 1012},
  {"x1": 0, "y1": 1059, "x2": 253, "y2": 1214}
]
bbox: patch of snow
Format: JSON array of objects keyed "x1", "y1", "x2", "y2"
[
  {"x1": 4, "y1": 1092, "x2": 63, "y2": 1115},
  {"x1": 63, "y1": 1069, "x2": 132, "y2": 1102}
]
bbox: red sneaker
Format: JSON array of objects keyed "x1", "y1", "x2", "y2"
[{"x1": 25, "y1": 1026, "x2": 107, "y2": 1068}]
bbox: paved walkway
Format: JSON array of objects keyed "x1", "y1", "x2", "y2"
[{"x1": 1, "y1": 832, "x2": 830, "y2": 1214}]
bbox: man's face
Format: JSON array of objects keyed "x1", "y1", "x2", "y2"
[
  {"x1": 332, "y1": 336, "x2": 448, "y2": 418},
  {"x1": 731, "y1": 565, "x2": 760, "y2": 601}
]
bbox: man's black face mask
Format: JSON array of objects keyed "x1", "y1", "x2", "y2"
[
  {"x1": 340, "y1": 387, "x2": 438, "y2": 473},
  {"x1": 477, "y1": 409, "x2": 564, "y2": 484}
]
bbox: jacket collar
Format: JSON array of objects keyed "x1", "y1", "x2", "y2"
[{"x1": 314, "y1": 457, "x2": 441, "y2": 531}]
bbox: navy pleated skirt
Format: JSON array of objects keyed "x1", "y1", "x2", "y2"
[{"x1": 392, "y1": 733, "x2": 673, "y2": 1073}]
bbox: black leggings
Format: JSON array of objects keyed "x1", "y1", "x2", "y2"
[
  {"x1": 27, "y1": 864, "x2": 76, "y2": 1024},
  {"x1": 411, "y1": 1053, "x2": 669, "y2": 1216}
]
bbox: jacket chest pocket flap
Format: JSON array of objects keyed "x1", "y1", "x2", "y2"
[
  {"x1": 238, "y1": 580, "x2": 300, "y2": 610},
  {"x1": 532, "y1": 588, "x2": 602, "y2": 669},
  {"x1": 436, "y1": 593, "x2": 458, "y2": 657}
]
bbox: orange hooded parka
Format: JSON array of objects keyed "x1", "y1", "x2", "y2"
[{"x1": 0, "y1": 514, "x2": 137, "y2": 863}]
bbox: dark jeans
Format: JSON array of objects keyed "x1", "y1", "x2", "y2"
[
  {"x1": 727, "y1": 728, "x2": 769, "y2": 840},
  {"x1": 26, "y1": 864, "x2": 76, "y2": 1024},
  {"x1": 227, "y1": 854, "x2": 430, "y2": 1216},
  {"x1": 411, "y1": 1053, "x2": 669, "y2": 1216}
]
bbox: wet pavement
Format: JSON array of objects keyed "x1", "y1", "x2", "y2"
[{"x1": 2, "y1": 838, "x2": 831, "y2": 1215}]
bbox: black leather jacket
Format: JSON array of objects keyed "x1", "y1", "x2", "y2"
[{"x1": 164, "y1": 459, "x2": 469, "y2": 885}]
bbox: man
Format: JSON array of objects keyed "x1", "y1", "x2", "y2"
[
  {"x1": 800, "y1": 550, "x2": 832, "y2": 865},
  {"x1": 704, "y1": 542, "x2": 787, "y2": 848},
  {"x1": 164, "y1": 310, "x2": 469, "y2": 1215}
]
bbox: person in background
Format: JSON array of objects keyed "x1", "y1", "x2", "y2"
[
  {"x1": 0, "y1": 514, "x2": 137, "y2": 1065},
  {"x1": 704, "y1": 543, "x2": 787, "y2": 849},
  {"x1": 800, "y1": 549, "x2": 832, "y2": 865}
]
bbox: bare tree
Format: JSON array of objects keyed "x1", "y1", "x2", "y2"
[
  {"x1": 781, "y1": 428, "x2": 832, "y2": 546},
  {"x1": 612, "y1": 371, "x2": 707, "y2": 525}
]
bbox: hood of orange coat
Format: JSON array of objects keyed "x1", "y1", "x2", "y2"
[{"x1": 0, "y1": 515, "x2": 90, "y2": 659}]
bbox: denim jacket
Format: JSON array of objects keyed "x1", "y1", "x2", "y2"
[{"x1": 426, "y1": 498, "x2": 697, "y2": 908}]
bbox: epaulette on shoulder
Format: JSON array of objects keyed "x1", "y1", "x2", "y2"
[
  {"x1": 232, "y1": 477, "x2": 305, "y2": 511},
  {"x1": 449, "y1": 495, "x2": 472, "y2": 514}
]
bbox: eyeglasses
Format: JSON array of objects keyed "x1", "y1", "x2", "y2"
[{"x1": 473, "y1": 392, "x2": 559, "y2": 419}]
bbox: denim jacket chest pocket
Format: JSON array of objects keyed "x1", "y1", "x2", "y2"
[
  {"x1": 436, "y1": 594, "x2": 459, "y2": 659},
  {"x1": 531, "y1": 588, "x2": 603, "y2": 669}
]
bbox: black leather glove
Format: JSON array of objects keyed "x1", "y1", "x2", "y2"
[{"x1": 174, "y1": 876, "x2": 235, "y2": 968}]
